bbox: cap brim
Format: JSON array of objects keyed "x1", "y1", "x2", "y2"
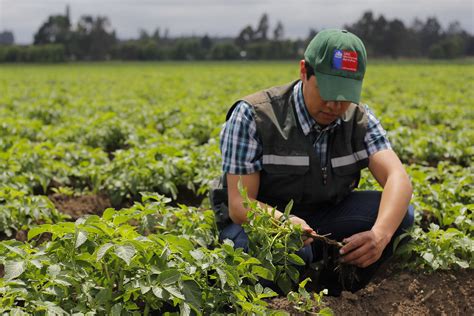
[{"x1": 315, "y1": 72, "x2": 362, "y2": 104}]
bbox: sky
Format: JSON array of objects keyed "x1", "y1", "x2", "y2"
[{"x1": 1, "y1": 0, "x2": 473, "y2": 44}]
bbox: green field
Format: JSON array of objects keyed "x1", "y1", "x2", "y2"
[{"x1": 0, "y1": 62, "x2": 472, "y2": 314}]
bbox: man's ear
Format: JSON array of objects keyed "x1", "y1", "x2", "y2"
[{"x1": 299, "y1": 59, "x2": 306, "y2": 81}]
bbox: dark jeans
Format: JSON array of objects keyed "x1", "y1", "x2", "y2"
[{"x1": 219, "y1": 191, "x2": 414, "y2": 295}]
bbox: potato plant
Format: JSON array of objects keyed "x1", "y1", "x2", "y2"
[
  {"x1": 0, "y1": 194, "x2": 280, "y2": 314},
  {"x1": 0, "y1": 62, "x2": 472, "y2": 313}
]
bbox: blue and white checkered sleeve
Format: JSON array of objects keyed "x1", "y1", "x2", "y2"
[
  {"x1": 219, "y1": 101, "x2": 263, "y2": 174},
  {"x1": 363, "y1": 104, "x2": 392, "y2": 156}
]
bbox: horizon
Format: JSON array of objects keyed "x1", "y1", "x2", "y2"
[{"x1": 1, "y1": 0, "x2": 473, "y2": 44}]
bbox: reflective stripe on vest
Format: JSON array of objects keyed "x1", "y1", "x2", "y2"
[
  {"x1": 331, "y1": 150, "x2": 368, "y2": 168},
  {"x1": 263, "y1": 155, "x2": 310, "y2": 166}
]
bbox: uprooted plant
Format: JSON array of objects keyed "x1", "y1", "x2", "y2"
[{"x1": 238, "y1": 180, "x2": 357, "y2": 296}]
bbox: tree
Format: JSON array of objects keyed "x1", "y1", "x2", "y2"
[
  {"x1": 201, "y1": 35, "x2": 212, "y2": 50},
  {"x1": 151, "y1": 28, "x2": 161, "y2": 42},
  {"x1": 345, "y1": 11, "x2": 375, "y2": 43},
  {"x1": 306, "y1": 28, "x2": 318, "y2": 45},
  {"x1": 256, "y1": 13, "x2": 269, "y2": 41},
  {"x1": 420, "y1": 17, "x2": 442, "y2": 54},
  {"x1": 172, "y1": 38, "x2": 205, "y2": 60},
  {"x1": 372, "y1": 15, "x2": 389, "y2": 56},
  {"x1": 273, "y1": 21, "x2": 284, "y2": 41},
  {"x1": 235, "y1": 25, "x2": 255, "y2": 48},
  {"x1": 211, "y1": 43, "x2": 240, "y2": 60},
  {"x1": 385, "y1": 19, "x2": 407, "y2": 58},
  {"x1": 446, "y1": 21, "x2": 463, "y2": 36},
  {"x1": 139, "y1": 29, "x2": 150, "y2": 41},
  {"x1": 33, "y1": 15, "x2": 71, "y2": 45},
  {"x1": 0, "y1": 31, "x2": 14, "y2": 45},
  {"x1": 70, "y1": 15, "x2": 116, "y2": 60}
]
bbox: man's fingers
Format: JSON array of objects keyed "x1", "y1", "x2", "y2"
[
  {"x1": 303, "y1": 226, "x2": 315, "y2": 234},
  {"x1": 341, "y1": 243, "x2": 370, "y2": 263},
  {"x1": 340, "y1": 233, "x2": 366, "y2": 255},
  {"x1": 346, "y1": 252, "x2": 375, "y2": 267}
]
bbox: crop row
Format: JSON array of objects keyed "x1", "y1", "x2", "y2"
[{"x1": 0, "y1": 62, "x2": 472, "y2": 314}]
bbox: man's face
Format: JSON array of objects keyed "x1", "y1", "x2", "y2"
[{"x1": 299, "y1": 60, "x2": 351, "y2": 126}]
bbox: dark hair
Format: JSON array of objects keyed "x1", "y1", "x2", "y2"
[{"x1": 304, "y1": 60, "x2": 315, "y2": 80}]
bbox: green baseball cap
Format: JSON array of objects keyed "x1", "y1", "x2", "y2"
[{"x1": 304, "y1": 29, "x2": 367, "y2": 104}]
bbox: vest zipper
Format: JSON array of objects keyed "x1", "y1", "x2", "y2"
[
  {"x1": 313, "y1": 125, "x2": 329, "y2": 186},
  {"x1": 321, "y1": 132, "x2": 330, "y2": 186}
]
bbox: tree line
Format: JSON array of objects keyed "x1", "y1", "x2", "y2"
[{"x1": 0, "y1": 10, "x2": 472, "y2": 62}]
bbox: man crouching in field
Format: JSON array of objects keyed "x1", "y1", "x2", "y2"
[{"x1": 213, "y1": 29, "x2": 414, "y2": 295}]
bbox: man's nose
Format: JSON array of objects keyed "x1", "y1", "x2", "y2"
[{"x1": 326, "y1": 101, "x2": 342, "y2": 111}]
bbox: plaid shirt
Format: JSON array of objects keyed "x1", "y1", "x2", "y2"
[{"x1": 220, "y1": 80, "x2": 391, "y2": 174}]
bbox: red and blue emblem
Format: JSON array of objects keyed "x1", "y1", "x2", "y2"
[{"x1": 332, "y1": 49, "x2": 358, "y2": 72}]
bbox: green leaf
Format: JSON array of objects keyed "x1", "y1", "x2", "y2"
[
  {"x1": 287, "y1": 253, "x2": 305, "y2": 266},
  {"x1": 252, "y1": 266, "x2": 274, "y2": 280},
  {"x1": 180, "y1": 302, "x2": 191, "y2": 316},
  {"x1": 299, "y1": 277, "x2": 311, "y2": 288},
  {"x1": 152, "y1": 286, "x2": 164, "y2": 298},
  {"x1": 456, "y1": 260, "x2": 469, "y2": 268},
  {"x1": 103, "y1": 208, "x2": 116, "y2": 221},
  {"x1": 189, "y1": 249, "x2": 204, "y2": 261},
  {"x1": 30, "y1": 259, "x2": 42, "y2": 269},
  {"x1": 9, "y1": 308, "x2": 29, "y2": 316},
  {"x1": 115, "y1": 244, "x2": 136, "y2": 265},
  {"x1": 4, "y1": 261, "x2": 26, "y2": 280},
  {"x1": 286, "y1": 265, "x2": 300, "y2": 284},
  {"x1": 158, "y1": 269, "x2": 181, "y2": 285},
  {"x1": 47, "y1": 264, "x2": 61, "y2": 278},
  {"x1": 96, "y1": 243, "x2": 114, "y2": 261},
  {"x1": 113, "y1": 215, "x2": 130, "y2": 226},
  {"x1": 422, "y1": 252, "x2": 434, "y2": 263},
  {"x1": 44, "y1": 301, "x2": 68, "y2": 315},
  {"x1": 111, "y1": 303, "x2": 123, "y2": 316},
  {"x1": 164, "y1": 285, "x2": 185, "y2": 300},
  {"x1": 318, "y1": 307, "x2": 335, "y2": 316},
  {"x1": 241, "y1": 257, "x2": 261, "y2": 266},
  {"x1": 216, "y1": 267, "x2": 227, "y2": 286},
  {"x1": 75, "y1": 230, "x2": 88, "y2": 248},
  {"x1": 27, "y1": 224, "x2": 52, "y2": 240},
  {"x1": 277, "y1": 274, "x2": 292, "y2": 294},
  {"x1": 3, "y1": 244, "x2": 27, "y2": 257},
  {"x1": 54, "y1": 278, "x2": 72, "y2": 286},
  {"x1": 182, "y1": 280, "x2": 202, "y2": 309},
  {"x1": 284, "y1": 199, "x2": 294, "y2": 217}
]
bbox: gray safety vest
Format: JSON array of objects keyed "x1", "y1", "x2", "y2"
[{"x1": 226, "y1": 80, "x2": 369, "y2": 214}]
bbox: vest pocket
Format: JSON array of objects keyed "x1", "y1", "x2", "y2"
[
  {"x1": 260, "y1": 163, "x2": 309, "y2": 205},
  {"x1": 330, "y1": 157, "x2": 362, "y2": 198}
]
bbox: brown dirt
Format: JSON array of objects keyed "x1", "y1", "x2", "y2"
[
  {"x1": 48, "y1": 193, "x2": 112, "y2": 220},
  {"x1": 268, "y1": 267, "x2": 474, "y2": 315}
]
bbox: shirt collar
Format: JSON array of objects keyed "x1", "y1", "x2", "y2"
[{"x1": 293, "y1": 80, "x2": 341, "y2": 136}]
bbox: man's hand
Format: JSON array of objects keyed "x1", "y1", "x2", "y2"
[
  {"x1": 338, "y1": 229, "x2": 391, "y2": 268},
  {"x1": 289, "y1": 216, "x2": 315, "y2": 246}
]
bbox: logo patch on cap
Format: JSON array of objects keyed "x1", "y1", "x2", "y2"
[{"x1": 332, "y1": 49, "x2": 358, "y2": 72}]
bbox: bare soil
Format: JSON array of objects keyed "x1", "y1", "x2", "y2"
[
  {"x1": 268, "y1": 266, "x2": 474, "y2": 315},
  {"x1": 48, "y1": 193, "x2": 112, "y2": 220}
]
